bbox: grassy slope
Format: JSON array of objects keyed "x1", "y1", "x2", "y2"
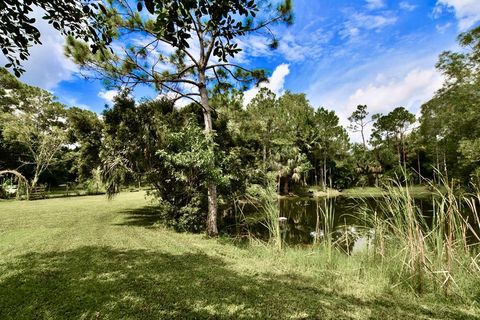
[{"x1": 0, "y1": 192, "x2": 478, "y2": 320}]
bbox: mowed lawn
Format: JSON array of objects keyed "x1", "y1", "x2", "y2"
[{"x1": 0, "y1": 192, "x2": 478, "y2": 319}]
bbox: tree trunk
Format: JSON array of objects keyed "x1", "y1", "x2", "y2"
[
  {"x1": 323, "y1": 154, "x2": 327, "y2": 191},
  {"x1": 199, "y1": 78, "x2": 218, "y2": 237},
  {"x1": 206, "y1": 182, "x2": 218, "y2": 235},
  {"x1": 397, "y1": 140, "x2": 402, "y2": 168},
  {"x1": 31, "y1": 173, "x2": 40, "y2": 189},
  {"x1": 443, "y1": 151, "x2": 448, "y2": 181},
  {"x1": 263, "y1": 144, "x2": 267, "y2": 169},
  {"x1": 283, "y1": 177, "x2": 289, "y2": 195},
  {"x1": 361, "y1": 127, "x2": 366, "y2": 149}
]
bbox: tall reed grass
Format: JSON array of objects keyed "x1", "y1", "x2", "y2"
[
  {"x1": 242, "y1": 179, "x2": 282, "y2": 250},
  {"x1": 359, "y1": 172, "x2": 480, "y2": 296},
  {"x1": 240, "y1": 171, "x2": 480, "y2": 300},
  {"x1": 314, "y1": 197, "x2": 335, "y2": 259}
]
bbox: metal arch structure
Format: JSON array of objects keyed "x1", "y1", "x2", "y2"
[{"x1": 0, "y1": 170, "x2": 30, "y2": 200}]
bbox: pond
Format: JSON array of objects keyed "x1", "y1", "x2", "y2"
[{"x1": 242, "y1": 195, "x2": 436, "y2": 253}]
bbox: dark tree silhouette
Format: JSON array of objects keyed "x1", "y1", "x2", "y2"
[{"x1": 0, "y1": 0, "x2": 112, "y2": 76}]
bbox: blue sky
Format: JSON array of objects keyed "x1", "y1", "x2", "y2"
[{"x1": 11, "y1": 0, "x2": 480, "y2": 139}]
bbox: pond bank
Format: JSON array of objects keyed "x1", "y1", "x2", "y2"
[{"x1": 281, "y1": 185, "x2": 435, "y2": 199}]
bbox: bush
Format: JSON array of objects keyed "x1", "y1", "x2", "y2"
[
  {"x1": 150, "y1": 190, "x2": 207, "y2": 232},
  {"x1": 81, "y1": 168, "x2": 104, "y2": 195}
]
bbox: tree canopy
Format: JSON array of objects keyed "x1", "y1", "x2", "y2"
[
  {"x1": 420, "y1": 26, "x2": 480, "y2": 183},
  {"x1": 1, "y1": 8, "x2": 480, "y2": 236},
  {"x1": 65, "y1": 0, "x2": 293, "y2": 236},
  {"x1": 0, "y1": 0, "x2": 112, "y2": 76}
]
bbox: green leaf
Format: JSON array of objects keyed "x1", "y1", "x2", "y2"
[{"x1": 145, "y1": 0, "x2": 155, "y2": 15}]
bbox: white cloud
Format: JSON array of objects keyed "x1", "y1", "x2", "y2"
[
  {"x1": 366, "y1": 0, "x2": 385, "y2": 10},
  {"x1": 399, "y1": 2, "x2": 417, "y2": 11},
  {"x1": 340, "y1": 26, "x2": 360, "y2": 39},
  {"x1": 345, "y1": 68, "x2": 443, "y2": 115},
  {"x1": 267, "y1": 64, "x2": 290, "y2": 93},
  {"x1": 312, "y1": 68, "x2": 444, "y2": 142},
  {"x1": 244, "y1": 35, "x2": 271, "y2": 57},
  {"x1": 231, "y1": 35, "x2": 271, "y2": 64},
  {"x1": 435, "y1": 0, "x2": 480, "y2": 30},
  {"x1": 7, "y1": 8, "x2": 78, "y2": 90},
  {"x1": 98, "y1": 90, "x2": 118, "y2": 104},
  {"x1": 359, "y1": 13, "x2": 398, "y2": 29},
  {"x1": 243, "y1": 64, "x2": 290, "y2": 105},
  {"x1": 278, "y1": 36, "x2": 308, "y2": 62},
  {"x1": 276, "y1": 31, "x2": 327, "y2": 62},
  {"x1": 158, "y1": 92, "x2": 196, "y2": 109},
  {"x1": 235, "y1": 34, "x2": 307, "y2": 63},
  {"x1": 436, "y1": 22, "x2": 453, "y2": 33},
  {"x1": 340, "y1": 12, "x2": 398, "y2": 39},
  {"x1": 234, "y1": 27, "x2": 331, "y2": 64},
  {"x1": 62, "y1": 97, "x2": 91, "y2": 110}
]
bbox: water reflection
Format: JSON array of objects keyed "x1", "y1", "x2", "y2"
[
  {"x1": 277, "y1": 196, "x2": 433, "y2": 251},
  {"x1": 278, "y1": 197, "x2": 366, "y2": 247},
  {"x1": 234, "y1": 193, "x2": 479, "y2": 253}
]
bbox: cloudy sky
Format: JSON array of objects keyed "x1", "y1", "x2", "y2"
[{"x1": 11, "y1": 0, "x2": 480, "y2": 140}]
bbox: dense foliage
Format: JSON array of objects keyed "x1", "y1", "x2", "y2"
[
  {"x1": 420, "y1": 27, "x2": 480, "y2": 185},
  {"x1": 1, "y1": 18, "x2": 480, "y2": 233},
  {"x1": 64, "y1": 0, "x2": 293, "y2": 236},
  {"x1": 0, "y1": 0, "x2": 112, "y2": 76},
  {"x1": 0, "y1": 69, "x2": 102, "y2": 190}
]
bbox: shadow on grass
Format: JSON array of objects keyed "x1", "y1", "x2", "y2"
[
  {"x1": 115, "y1": 206, "x2": 162, "y2": 227},
  {"x1": 0, "y1": 247, "x2": 477, "y2": 319}
]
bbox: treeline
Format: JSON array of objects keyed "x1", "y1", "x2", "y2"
[
  {"x1": 0, "y1": 68, "x2": 103, "y2": 191},
  {"x1": 1, "y1": 26, "x2": 480, "y2": 231}
]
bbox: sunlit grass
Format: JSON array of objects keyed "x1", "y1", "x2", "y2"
[
  {"x1": 0, "y1": 192, "x2": 478, "y2": 319},
  {"x1": 342, "y1": 185, "x2": 433, "y2": 198}
]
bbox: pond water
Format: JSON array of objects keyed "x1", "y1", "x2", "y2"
[
  {"x1": 280, "y1": 197, "x2": 433, "y2": 244},
  {"x1": 244, "y1": 196, "x2": 436, "y2": 253},
  {"x1": 229, "y1": 192, "x2": 480, "y2": 253}
]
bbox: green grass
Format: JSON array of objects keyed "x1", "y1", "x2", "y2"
[
  {"x1": 342, "y1": 185, "x2": 433, "y2": 197},
  {"x1": 288, "y1": 185, "x2": 434, "y2": 198},
  {"x1": 0, "y1": 193, "x2": 478, "y2": 319}
]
